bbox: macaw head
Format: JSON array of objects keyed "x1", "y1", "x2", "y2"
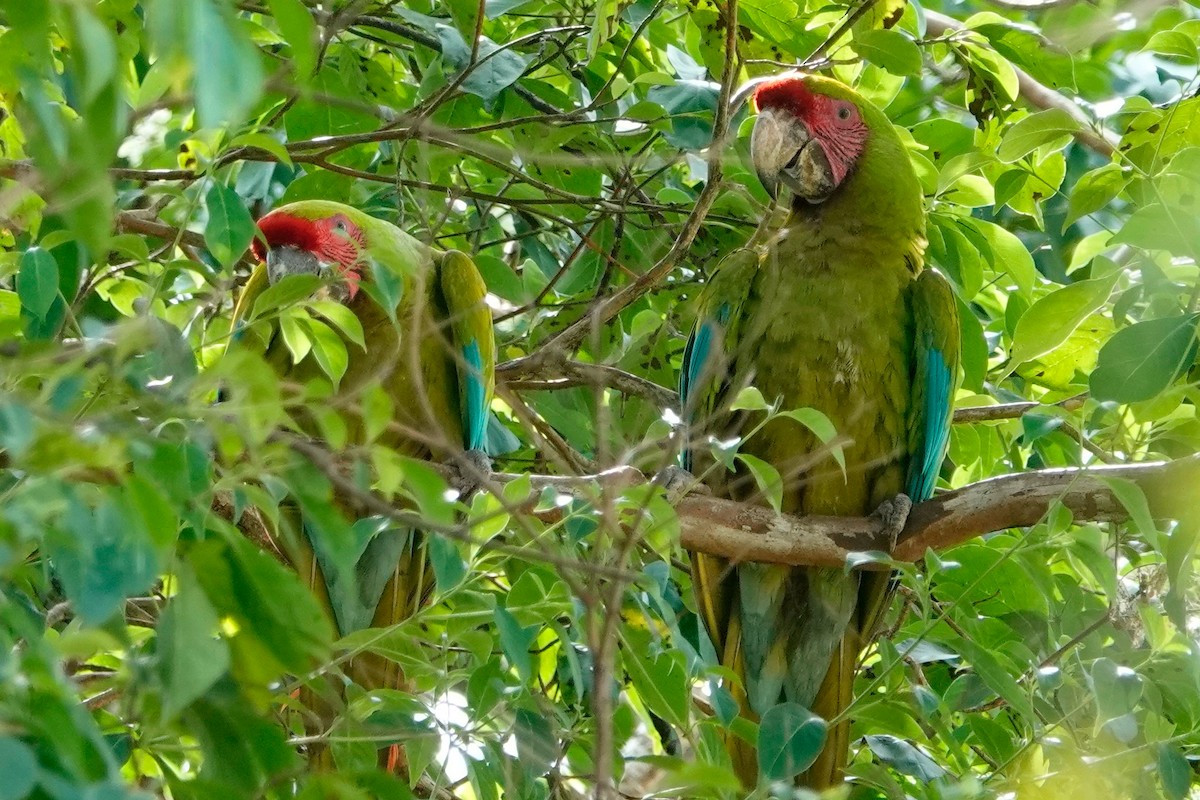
[
  {"x1": 252, "y1": 201, "x2": 371, "y2": 301},
  {"x1": 749, "y1": 74, "x2": 871, "y2": 203}
]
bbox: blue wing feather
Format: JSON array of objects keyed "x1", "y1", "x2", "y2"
[
  {"x1": 461, "y1": 339, "x2": 487, "y2": 451},
  {"x1": 907, "y1": 344, "x2": 951, "y2": 501}
]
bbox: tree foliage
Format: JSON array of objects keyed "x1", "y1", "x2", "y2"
[{"x1": 1, "y1": 0, "x2": 1199, "y2": 798}]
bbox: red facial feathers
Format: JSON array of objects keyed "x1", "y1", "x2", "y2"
[
  {"x1": 753, "y1": 75, "x2": 869, "y2": 188},
  {"x1": 253, "y1": 211, "x2": 365, "y2": 299},
  {"x1": 752, "y1": 76, "x2": 817, "y2": 117}
]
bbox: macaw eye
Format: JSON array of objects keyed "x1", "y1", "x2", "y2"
[
  {"x1": 837, "y1": 105, "x2": 852, "y2": 121},
  {"x1": 333, "y1": 217, "x2": 348, "y2": 233}
]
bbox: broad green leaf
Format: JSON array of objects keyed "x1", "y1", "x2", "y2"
[
  {"x1": 279, "y1": 312, "x2": 312, "y2": 364},
  {"x1": 1065, "y1": 164, "x2": 1128, "y2": 229},
  {"x1": 1100, "y1": 477, "x2": 1157, "y2": 539},
  {"x1": 250, "y1": 274, "x2": 323, "y2": 320},
  {"x1": 495, "y1": 606, "x2": 537, "y2": 682},
  {"x1": 17, "y1": 247, "x2": 59, "y2": 320},
  {"x1": 157, "y1": 562, "x2": 230, "y2": 717},
  {"x1": 854, "y1": 29, "x2": 922, "y2": 76},
  {"x1": 736, "y1": 453, "x2": 783, "y2": 513},
  {"x1": 1158, "y1": 743, "x2": 1191, "y2": 800},
  {"x1": 956, "y1": 638, "x2": 1036, "y2": 720},
  {"x1": 309, "y1": 300, "x2": 366, "y2": 349},
  {"x1": 623, "y1": 646, "x2": 689, "y2": 727},
  {"x1": 863, "y1": 734, "x2": 947, "y2": 782},
  {"x1": 1143, "y1": 30, "x2": 1198, "y2": 62},
  {"x1": 1010, "y1": 272, "x2": 1118, "y2": 364},
  {"x1": 997, "y1": 108, "x2": 1080, "y2": 162},
  {"x1": 1112, "y1": 202, "x2": 1200, "y2": 259},
  {"x1": 730, "y1": 386, "x2": 770, "y2": 412},
  {"x1": 0, "y1": 738, "x2": 37, "y2": 800},
  {"x1": 757, "y1": 703, "x2": 827, "y2": 783},
  {"x1": 204, "y1": 182, "x2": 257, "y2": 267},
  {"x1": 1090, "y1": 314, "x2": 1199, "y2": 403},
  {"x1": 267, "y1": 0, "x2": 317, "y2": 78},
  {"x1": 436, "y1": 25, "x2": 530, "y2": 101},
  {"x1": 966, "y1": 219, "x2": 1036, "y2": 298},
  {"x1": 149, "y1": 0, "x2": 263, "y2": 128},
  {"x1": 69, "y1": 7, "x2": 118, "y2": 105}
]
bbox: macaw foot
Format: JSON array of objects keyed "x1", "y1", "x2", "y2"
[
  {"x1": 447, "y1": 448, "x2": 492, "y2": 498},
  {"x1": 870, "y1": 493, "x2": 912, "y2": 551},
  {"x1": 653, "y1": 465, "x2": 711, "y2": 504}
]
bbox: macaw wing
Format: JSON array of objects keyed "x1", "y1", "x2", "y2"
[
  {"x1": 679, "y1": 248, "x2": 760, "y2": 471},
  {"x1": 679, "y1": 248, "x2": 760, "y2": 693},
  {"x1": 905, "y1": 268, "x2": 960, "y2": 503},
  {"x1": 434, "y1": 249, "x2": 496, "y2": 452}
]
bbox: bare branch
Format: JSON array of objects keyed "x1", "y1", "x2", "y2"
[
  {"x1": 505, "y1": 456, "x2": 1199, "y2": 567},
  {"x1": 951, "y1": 393, "x2": 1087, "y2": 424}
]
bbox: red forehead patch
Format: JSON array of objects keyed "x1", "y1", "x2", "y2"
[
  {"x1": 752, "y1": 76, "x2": 815, "y2": 117},
  {"x1": 252, "y1": 212, "x2": 322, "y2": 262}
]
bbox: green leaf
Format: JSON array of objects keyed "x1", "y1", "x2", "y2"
[
  {"x1": 17, "y1": 247, "x2": 59, "y2": 320},
  {"x1": 757, "y1": 702, "x2": 827, "y2": 784},
  {"x1": 736, "y1": 453, "x2": 783, "y2": 513},
  {"x1": 148, "y1": 0, "x2": 263, "y2": 128},
  {"x1": 514, "y1": 708, "x2": 559, "y2": 776},
  {"x1": 778, "y1": 406, "x2": 845, "y2": 473},
  {"x1": 495, "y1": 607, "x2": 537, "y2": 682},
  {"x1": 69, "y1": 7, "x2": 118, "y2": 106},
  {"x1": 157, "y1": 562, "x2": 230, "y2": 717},
  {"x1": 48, "y1": 494, "x2": 160, "y2": 626},
  {"x1": 1144, "y1": 30, "x2": 1198, "y2": 62},
  {"x1": 1090, "y1": 314, "x2": 1199, "y2": 403},
  {"x1": 250, "y1": 274, "x2": 323, "y2": 320},
  {"x1": 730, "y1": 386, "x2": 771, "y2": 412},
  {"x1": 0, "y1": 401, "x2": 35, "y2": 458},
  {"x1": 436, "y1": 26, "x2": 530, "y2": 101},
  {"x1": 1010, "y1": 272, "x2": 1118, "y2": 365},
  {"x1": 302, "y1": 317, "x2": 349, "y2": 386},
  {"x1": 957, "y1": 638, "x2": 1036, "y2": 720},
  {"x1": 267, "y1": 0, "x2": 317, "y2": 78},
  {"x1": 428, "y1": 533, "x2": 467, "y2": 591},
  {"x1": 1111, "y1": 202, "x2": 1200, "y2": 259},
  {"x1": 997, "y1": 108, "x2": 1080, "y2": 162},
  {"x1": 1065, "y1": 164, "x2": 1128, "y2": 229},
  {"x1": 0, "y1": 738, "x2": 36, "y2": 800},
  {"x1": 623, "y1": 646, "x2": 689, "y2": 727},
  {"x1": 1089, "y1": 658, "x2": 1143, "y2": 742},
  {"x1": 1158, "y1": 743, "x2": 1191, "y2": 800},
  {"x1": 863, "y1": 735, "x2": 947, "y2": 782},
  {"x1": 1101, "y1": 478, "x2": 1157, "y2": 538},
  {"x1": 204, "y1": 182, "x2": 257, "y2": 267},
  {"x1": 309, "y1": 300, "x2": 366, "y2": 349},
  {"x1": 967, "y1": 219, "x2": 1036, "y2": 299},
  {"x1": 854, "y1": 29, "x2": 922, "y2": 76}
]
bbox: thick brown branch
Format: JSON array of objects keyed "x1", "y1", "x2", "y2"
[
  {"x1": 895, "y1": 455, "x2": 1198, "y2": 560},
  {"x1": 515, "y1": 456, "x2": 1198, "y2": 567}
]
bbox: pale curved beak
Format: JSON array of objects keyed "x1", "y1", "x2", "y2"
[
  {"x1": 750, "y1": 108, "x2": 836, "y2": 203},
  {"x1": 265, "y1": 245, "x2": 322, "y2": 285}
]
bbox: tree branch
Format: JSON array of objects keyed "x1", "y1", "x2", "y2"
[
  {"x1": 923, "y1": 10, "x2": 1117, "y2": 157},
  {"x1": 509, "y1": 456, "x2": 1199, "y2": 567}
]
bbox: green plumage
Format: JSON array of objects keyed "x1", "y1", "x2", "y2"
[
  {"x1": 682, "y1": 77, "x2": 960, "y2": 787},
  {"x1": 227, "y1": 200, "x2": 495, "y2": 765}
]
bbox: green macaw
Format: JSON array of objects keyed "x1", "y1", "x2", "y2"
[
  {"x1": 228, "y1": 199, "x2": 495, "y2": 765},
  {"x1": 679, "y1": 75, "x2": 960, "y2": 788}
]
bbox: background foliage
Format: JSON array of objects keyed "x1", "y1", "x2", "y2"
[{"x1": 1, "y1": 0, "x2": 1200, "y2": 798}]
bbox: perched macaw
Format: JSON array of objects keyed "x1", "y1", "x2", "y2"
[
  {"x1": 679, "y1": 75, "x2": 960, "y2": 788},
  {"x1": 228, "y1": 199, "x2": 495, "y2": 766}
]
